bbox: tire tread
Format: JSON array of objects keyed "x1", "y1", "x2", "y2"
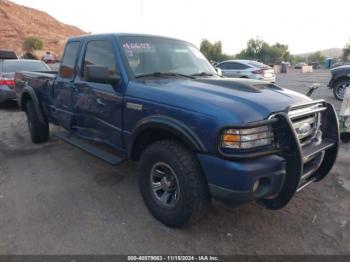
[
  {"x1": 26, "y1": 100, "x2": 49, "y2": 144},
  {"x1": 138, "y1": 139, "x2": 210, "y2": 228}
]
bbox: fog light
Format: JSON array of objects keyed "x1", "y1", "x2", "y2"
[{"x1": 253, "y1": 180, "x2": 260, "y2": 192}]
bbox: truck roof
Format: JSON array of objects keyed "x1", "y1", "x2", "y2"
[{"x1": 68, "y1": 33, "x2": 188, "y2": 43}]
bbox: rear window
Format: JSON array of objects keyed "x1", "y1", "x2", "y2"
[
  {"x1": 1, "y1": 60, "x2": 50, "y2": 73},
  {"x1": 247, "y1": 61, "x2": 270, "y2": 69}
]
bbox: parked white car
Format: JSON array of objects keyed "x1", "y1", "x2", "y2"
[{"x1": 216, "y1": 60, "x2": 276, "y2": 83}]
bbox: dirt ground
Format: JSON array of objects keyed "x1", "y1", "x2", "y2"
[{"x1": 0, "y1": 69, "x2": 349, "y2": 255}]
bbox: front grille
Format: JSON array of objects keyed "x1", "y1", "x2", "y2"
[
  {"x1": 288, "y1": 101, "x2": 326, "y2": 147},
  {"x1": 287, "y1": 101, "x2": 329, "y2": 189},
  {"x1": 291, "y1": 112, "x2": 319, "y2": 146}
]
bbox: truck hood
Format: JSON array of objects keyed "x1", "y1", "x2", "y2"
[
  {"x1": 127, "y1": 77, "x2": 312, "y2": 124},
  {"x1": 331, "y1": 65, "x2": 350, "y2": 74}
]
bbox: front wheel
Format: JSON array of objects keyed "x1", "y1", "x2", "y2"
[
  {"x1": 333, "y1": 80, "x2": 350, "y2": 101},
  {"x1": 138, "y1": 140, "x2": 210, "y2": 228}
]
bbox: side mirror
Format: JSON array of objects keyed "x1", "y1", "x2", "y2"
[
  {"x1": 85, "y1": 65, "x2": 120, "y2": 84},
  {"x1": 215, "y1": 67, "x2": 223, "y2": 76}
]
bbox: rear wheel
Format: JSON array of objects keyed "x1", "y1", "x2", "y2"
[
  {"x1": 25, "y1": 100, "x2": 49, "y2": 143},
  {"x1": 333, "y1": 79, "x2": 350, "y2": 101},
  {"x1": 138, "y1": 140, "x2": 210, "y2": 228}
]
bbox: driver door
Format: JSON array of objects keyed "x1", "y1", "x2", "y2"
[
  {"x1": 53, "y1": 41, "x2": 81, "y2": 129},
  {"x1": 72, "y1": 39, "x2": 124, "y2": 148}
]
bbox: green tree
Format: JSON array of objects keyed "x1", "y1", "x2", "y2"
[
  {"x1": 236, "y1": 38, "x2": 292, "y2": 65},
  {"x1": 236, "y1": 38, "x2": 269, "y2": 61},
  {"x1": 307, "y1": 51, "x2": 325, "y2": 64},
  {"x1": 200, "y1": 37, "x2": 293, "y2": 64},
  {"x1": 22, "y1": 36, "x2": 43, "y2": 52},
  {"x1": 268, "y1": 43, "x2": 291, "y2": 64},
  {"x1": 200, "y1": 39, "x2": 234, "y2": 62},
  {"x1": 289, "y1": 55, "x2": 305, "y2": 65}
]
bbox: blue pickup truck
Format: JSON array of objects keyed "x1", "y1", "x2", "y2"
[{"x1": 15, "y1": 33, "x2": 339, "y2": 228}]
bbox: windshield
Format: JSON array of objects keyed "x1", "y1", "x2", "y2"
[
  {"x1": 119, "y1": 36, "x2": 216, "y2": 77},
  {"x1": 1, "y1": 60, "x2": 50, "y2": 73}
]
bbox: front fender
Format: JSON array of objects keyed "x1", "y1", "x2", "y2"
[{"x1": 128, "y1": 115, "x2": 207, "y2": 158}]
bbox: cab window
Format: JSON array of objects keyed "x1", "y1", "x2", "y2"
[
  {"x1": 59, "y1": 41, "x2": 80, "y2": 79},
  {"x1": 83, "y1": 40, "x2": 119, "y2": 79}
]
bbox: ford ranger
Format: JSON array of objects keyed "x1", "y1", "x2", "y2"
[{"x1": 15, "y1": 33, "x2": 339, "y2": 228}]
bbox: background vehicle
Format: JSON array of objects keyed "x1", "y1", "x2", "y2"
[
  {"x1": 0, "y1": 59, "x2": 50, "y2": 104},
  {"x1": 216, "y1": 59, "x2": 276, "y2": 82},
  {"x1": 328, "y1": 64, "x2": 350, "y2": 101},
  {"x1": 294, "y1": 62, "x2": 307, "y2": 69},
  {"x1": 42, "y1": 52, "x2": 55, "y2": 64},
  {"x1": 0, "y1": 49, "x2": 17, "y2": 61},
  {"x1": 332, "y1": 62, "x2": 350, "y2": 69},
  {"x1": 15, "y1": 33, "x2": 339, "y2": 228},
  {"x1": 308, "y1": 62, "x2": 320, "y2": 69}
]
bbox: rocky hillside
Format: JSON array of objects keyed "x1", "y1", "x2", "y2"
[
  {"x1": 297, "y1": 48, "x2": 343, "y2": 59},
  {"x1": 0, "y1": 0, "x2": 86, "y2": 56}
]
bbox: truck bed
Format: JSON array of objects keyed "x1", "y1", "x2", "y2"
[{"x1": 15, "y1": 71, "x2": 57, "y2": 109}]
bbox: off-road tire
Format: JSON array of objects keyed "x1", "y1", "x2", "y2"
[
  {"x1": 138, "y1": 140, "x2": 210, "y2": 228},
  {"x1": 25, "y1": 100, "x2": 49, "y2": 143},
  {"x1": 333, "y1": 79, "x2": 350, "y2": 101}
]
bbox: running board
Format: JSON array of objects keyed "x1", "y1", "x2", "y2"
[{"x1": 55, "y1": 131, "x2": 125, "y2": 166}]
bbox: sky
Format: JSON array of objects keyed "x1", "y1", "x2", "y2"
[{"x1": 10, "y1": 0, "x2": 350, "y2": 55}]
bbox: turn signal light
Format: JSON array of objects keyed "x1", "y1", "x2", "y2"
[{"x1": 222, "y1": 134, "x2": 240, "y2": 143}]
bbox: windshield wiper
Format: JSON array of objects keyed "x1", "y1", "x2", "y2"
[{"x1": 135, "y1": 72, "x2": 195, "y2": 79}]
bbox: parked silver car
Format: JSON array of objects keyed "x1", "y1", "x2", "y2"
[
  {"x1": 0, "y1": 59, "x2": 50, "y2": 104},
  {"x1": 216, "y1": 60, "x2": 276, "y2": 83}
]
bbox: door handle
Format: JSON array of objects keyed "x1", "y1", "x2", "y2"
[
  {"x1": 72, "y1": 85, "x2": 81, "y2": 92},
  {"x1": 96, "y1": 98, "x2": 107, "y2": 106}
]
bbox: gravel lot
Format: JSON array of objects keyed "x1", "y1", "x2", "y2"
[
  {"x1": 276, "y1": 69, "x2": 342, "y2": 112},
  {"x1": 0, "y1": 69, "x2": 349, "y2": 255}
]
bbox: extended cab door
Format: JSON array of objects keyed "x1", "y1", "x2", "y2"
[
  {"x1": 53, "y1": 41, "x2": 81, "y2": 129},
  {"x1": 72, "y1": 39, "x2": 124, "y2": 148}
]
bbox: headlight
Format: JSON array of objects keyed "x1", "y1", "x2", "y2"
[{"x1": 221, "y1": 125, "x2": 274, "y2": 149}]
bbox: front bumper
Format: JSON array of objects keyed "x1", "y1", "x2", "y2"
[
  {"x1": 0, "y1": 86, "x2": 16, "y2": 103},
  {"x1": 198, "y1": 154, "x2": 286, "y2": 207},
  {"x1": 198, "y1": 102, "x2": 339, "y2": 209}
]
